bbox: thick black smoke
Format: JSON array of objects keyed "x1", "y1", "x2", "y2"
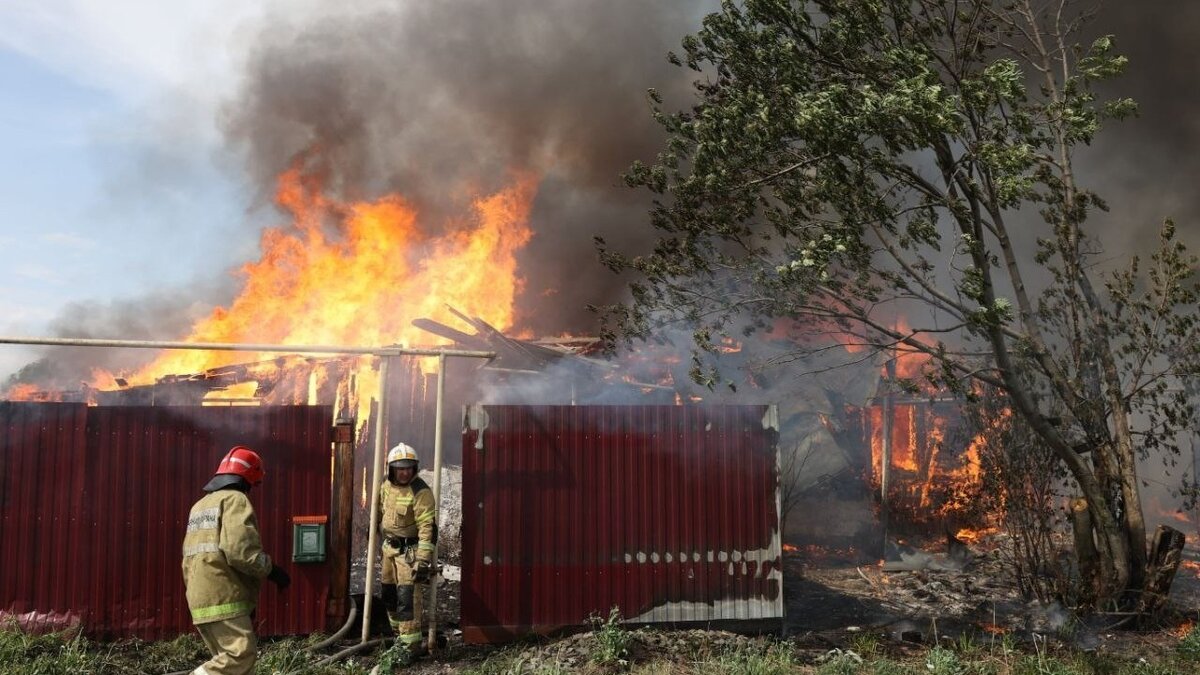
[
  {"x1": 222, "y1": 0, "x2": 713, "y2": 336},
  {"x1": 8, "y1": 1, "x2": 1197, "y2": 391},
  {"x1": 1083, "y1": 2, "x2": 1200, "y2": 253},
  {"x1": 221, "y1": 1, "x2": 1200, "y2": 337},
  {"x1": 3, "y1": 278, "x2": 234, "y2": 391}
]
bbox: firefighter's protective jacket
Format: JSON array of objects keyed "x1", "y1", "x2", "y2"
[
  {"x1": 181, "y1": 489, "x2": 273, "y2": 624},
  {"x1": 378, "y1": 477, "x2": 436, "y2": 562}
]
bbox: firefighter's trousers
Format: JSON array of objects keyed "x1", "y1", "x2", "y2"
[
  {"x1": 380, "y1": 548, "x2": 428, "y2": 650},
  {"x1": 192, "y1": 615, "x2": 257, "y2": 675}
]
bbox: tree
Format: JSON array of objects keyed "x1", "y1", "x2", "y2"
[{"x1": 599, "y1": 0, "x2": 1200, "y2": 607}]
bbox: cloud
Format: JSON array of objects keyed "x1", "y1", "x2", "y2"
[
  {"x1": 12, "y1": 264, "x2": 64, "y2": 285},
  {"x1": 0, "y1": 1, "x2": 266, "y2": 101},
  {"x1": 0, "y1": 291, "x2": 57, "y2": 324},
  {"x1": 40, "y1": 232, "x2": 96, "y2": 250}
]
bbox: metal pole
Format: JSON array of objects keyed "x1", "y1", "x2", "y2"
[
  {"x1": 880, "y1": 357, "x2": 896, "y2": 555},
  {"x1": 0, "y1": 335, "x2": 492, "y2": 359},
  {"x1": 426, "y1": 353, "x2": 447, "y2": 652},
  {"x1": 361, "y1": 355, "x2": 392, "y2": 644}
]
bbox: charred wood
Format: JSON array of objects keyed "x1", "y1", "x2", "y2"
[
  {"x1": 1071, "y1": 497, "x2": 1099, "y2": 604},
  {"x1": 1136, "y1": 525, "x2": 1186, "y2": 617}
]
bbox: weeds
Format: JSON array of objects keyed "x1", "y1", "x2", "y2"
[
  {"x1": 0, "y1": 625, "x2": 100, "y2": 675},
  {"x1": 256, "y1": 636, "x2": 316, "y2": 673},
  {"x1": 925, "y1": 646, "x2": 964, "y2": 675},
  {"x1": 953, "y1": 632, "x2": 979, "y2": 656},
  {"x1": 459, "y1": 646, "x2": 525, "y2": 675},
  {"x1": 590, "y1": 606, "x2": 632, "y2": 668},
  {"x1": 129, "y1": 633, "x2": 206, "y2": 672},
  {"x1": 990, "y1": 632, "x2": 1018, "y2": 659},
  {"x1": 869, "y1": 660, "x2": 917, "y2": 675},
  {"x1": 815, "y1": 648, "x2": 863, "y2": 675},
  {"x1": 2, "y1": 619, "x2": 1199, "y2": 675},
  {"x1": 849, "y1": 633, "x2": 882, "y2": 659},
  {"x1": 1010, "y1": 653, "x2": 1085, "y2": 675},
  {"x1": 694, "y1": 641, "x2": 799, "y2": 675}
]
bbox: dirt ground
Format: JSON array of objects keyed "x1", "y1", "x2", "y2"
[
  {"x1": 781, "y1": 535, "x2": 1200, "y2": 659},
  {"x1": 347, "y1": 471, "x2": 1200, "y2": 671},
  {"x1": 381, "y1": 533, "x2": 1200, "y2": 673}
]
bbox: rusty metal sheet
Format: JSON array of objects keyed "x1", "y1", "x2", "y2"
[
  {"x1": 460, "y1": 404, "x2": 782, "y2": 643},
  {"x1": 0, "y1": 402, "x2": 334, "y2": 640}
]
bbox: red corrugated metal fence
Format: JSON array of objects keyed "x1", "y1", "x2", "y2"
[
  {"x1": 461, "y1": 404, "x2": 782, "y2": 643},
  {"x1": 0, "y1": 402, "x2": 334, "y2": 640}
]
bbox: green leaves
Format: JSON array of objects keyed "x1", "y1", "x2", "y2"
[
  {"x1": 599, "y1": 2, "x2": 1200, "y2": 521},
  {"x1": 1078, "y1": 35, "x2": 1130, "y2": 81}
]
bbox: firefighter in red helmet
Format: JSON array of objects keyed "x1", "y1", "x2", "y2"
[
  {"x1": 377, "y1": 442, "x2": 437, "y2": 662},
  {"x1": 181, "y1": 446, "x2": 290, "y2": 675}
]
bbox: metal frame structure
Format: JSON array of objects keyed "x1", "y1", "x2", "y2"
[{"x1": 0, "y1": 336, "x2": 494, "y2": 648}]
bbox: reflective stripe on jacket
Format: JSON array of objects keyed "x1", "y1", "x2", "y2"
[
  {"x1": 378, "y1": 478, "x2": 436, "y2": 563},
  {"x1": 181, "y1": 490, "x2": 273, "y2": 624}
]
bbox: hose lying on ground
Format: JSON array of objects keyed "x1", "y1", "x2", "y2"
[
  {"x1": 301, "y1": 597, "x2": 359, "y2": 653},
  {"x1": 284, "y1": 638, "x2": 390, "y2": 675},
  {"x1": 163, "y1": 597, "x2": 366, "y2": 675}
]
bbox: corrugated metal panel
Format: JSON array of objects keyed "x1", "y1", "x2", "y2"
[
  {"x1": 0, "y1": 402, "x2": 334, "y2": 640},
  {"x1": 461, "y1": 405, "x2": 782, "y2": 643}
]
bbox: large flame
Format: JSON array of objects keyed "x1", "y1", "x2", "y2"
[
  {"x1": 112, "y1": 164, "x2": 536, "y2": 385},
  {"x1": 866, "y1": 393, "x2": 1002, "y2": 531},
  {"x1": 4, "y1": 159, "x2": 542, "y2": 425}
]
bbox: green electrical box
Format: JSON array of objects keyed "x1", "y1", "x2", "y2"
[{"x1": 292, "y1": 516, "x2": 327, "y2": 563}]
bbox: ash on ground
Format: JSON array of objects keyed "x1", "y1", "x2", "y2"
[{"x1": 784, "y1": 533, "x2": 1200, "y2": 656}]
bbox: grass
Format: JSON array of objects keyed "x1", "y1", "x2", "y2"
[
  {"x1": 694, "y1": 641, "x2": 801, "y2": 675},
  {"x1": 1177, "y1": 622, "x2": 1200, "y2": 662},
  {"x1": 3, "y1": 621, "x2": 1200, "y2": 674},
  {"x1": 0, "y1": 623, "x2": 369, "y2": 675}
]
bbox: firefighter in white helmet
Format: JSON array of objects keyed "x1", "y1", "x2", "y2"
[
  {"x1": 377, "y1": 442, "x2": 437, "y2": 661},
  {"x1": 181, "y1": 446, "x2": 290, "y2": 675}
]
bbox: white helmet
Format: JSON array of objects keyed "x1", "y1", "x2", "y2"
[{"x1": 387, "y1": 442, "x2": 418, "y2": 468}]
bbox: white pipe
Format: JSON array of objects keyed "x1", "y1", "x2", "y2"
[
  {"x1": 0, "y1": 335, "x2": 492, "y2": 359},
  {"x1": 426, "y1": 352, "x2": 447, "y2": 652},
  {"x1": 361, "y1": 355, "x2": 392, "y2": 644}
]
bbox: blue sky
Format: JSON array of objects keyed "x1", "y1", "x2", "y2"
[{"x1": 0, "y1": 1, "x2": 290, "y2": 381}]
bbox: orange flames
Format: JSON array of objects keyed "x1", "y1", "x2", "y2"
[
  {"x1": 866, "y1": 395, "x2": 1003, "y2": 530},
  {"x1": 954, "y1": 527, "x2": 998, "y2": 545},
  {"x1": 4, "y1": 383, "x2": 54, "y2": 402},
  {"x1": 121, "y1": 164, "x2": 536, "y2": 384},
  {"x1": 1181, "y1": 560, "x2": 1200, "y2": 579},
  {"x1": 5, "y1": 157, "x2": 541, "y2": 417}
]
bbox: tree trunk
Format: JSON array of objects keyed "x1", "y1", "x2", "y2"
[
  {"x1": 1070, "y1": 497, "x2": 1098, "y2": 604},
  {"x1": 1088, "y1": 493, "x2": 1131, "y2": 602},
  {"x1": 1083, "y1": 441, "x2": 1134, "y2": 602},
  {"x1": 1112, "y1": 432, "x2": 1149, "y2": 589},
  {"x1": 1135, "y1": 525, "x2": 1186, "y2": 617}
]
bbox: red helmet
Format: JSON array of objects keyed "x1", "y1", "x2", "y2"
[{"x1": 215, "y1": 446, "x2": 265, "y2": 486}]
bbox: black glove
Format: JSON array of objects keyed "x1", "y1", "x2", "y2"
[
  {"x1": 412, "y1": 560, "x2": 432, "y2": 583},
  {"x1": 268, "y1": 564, "x2": 291, "y2": 590}
]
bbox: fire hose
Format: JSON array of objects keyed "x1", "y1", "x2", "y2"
[
  {"x1": 162, "y1": 596, "x2": 367, "y2": 675},
  {"x1": 282, "y1": 638, "x2": 390, "y2": 675},
  {"x1": 301, "y1": 595, "x2": 359, "y2": 653}
]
